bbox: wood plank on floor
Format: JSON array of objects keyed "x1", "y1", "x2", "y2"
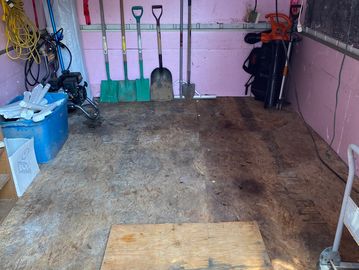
[
  {"x1": 0, "y1": 174, "x2": 9, "y2": 190},
  {"x1": 101, "y1": 222, "x2": 273, "y2": 270},
  {"x1": 0, "y1": 199, "x2": 16, "y2": 224}
]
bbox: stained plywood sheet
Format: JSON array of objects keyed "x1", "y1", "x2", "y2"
[{"x1": 101, "y1": 222, "x2": 272, "y2": 270}]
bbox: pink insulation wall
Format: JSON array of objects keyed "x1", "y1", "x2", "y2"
[
  {"x1": 0, "y1": 0, "x2": 45, "y2": 105},
  {"x1": 76, "y1": 0, "x2": 290, "y2": 97},
  {"x1": 289, "y1": 36, "x2": 359, "y2": 163}
]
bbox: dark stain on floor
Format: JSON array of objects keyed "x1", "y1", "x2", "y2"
[{"x1": 235, "y1": 178, "x2": 264, "y2": 195}]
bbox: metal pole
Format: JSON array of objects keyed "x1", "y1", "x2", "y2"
[
  {"x1": 187, "y1": 0, "x2": 192, "y2": 85},
  {"x1": 179, "y1": 0, "x2": 184, "y2": 98},
  {"x1": 277, "y1": 40, "x2": 293, "y2": 109},
  {"x1": 46, "y1": 0, "x2": 65, "y2": 72},
  {"x1": 332, "y1": 144, "x2": 359, "y2": 251}
]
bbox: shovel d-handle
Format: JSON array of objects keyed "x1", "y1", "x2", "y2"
[
  {"x1": 132, "y1": 6, "x2": 145, "y2": 79},
  {"x1": 152, "y1": 5, "x2": 163, "y2": 21},
  {"x1": 132, "y1": 6, "x2": 143, "y2": 22},
  {"x1": 152, "y1": 5, "x2": 163, "y2": 68}
]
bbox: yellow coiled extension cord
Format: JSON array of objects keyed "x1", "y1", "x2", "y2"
[{"x1": 1, "y1": 0, "x2": 40, "y2": 63}]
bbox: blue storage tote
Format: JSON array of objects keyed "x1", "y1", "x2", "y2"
[{"x1": 0, "y1": 93, "x2": 69, "y2": 163}]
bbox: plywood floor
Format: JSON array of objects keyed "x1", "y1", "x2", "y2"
[
  {"x1": 101, "y1": 222, "x2": 272, "y2": 270},
  {"x1": 0, "y1": 199, "x2": 16, "y2": 224},
  {"x1": 0, "y1": 98, "x2": 358, "y2": 270}
]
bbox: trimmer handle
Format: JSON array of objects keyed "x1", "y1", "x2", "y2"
[
  {"x1": 265, "y1": 13, "x2": 292, "y2": 30},
  {"x1": 132, "y1": 6, "x2": 143, "y2": 22},
  {"x1": 152, "y1": 5, "x2": 163, "y2": 23}
]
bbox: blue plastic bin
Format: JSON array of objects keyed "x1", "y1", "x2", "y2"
[{"x1": 0, "y1": 93, "x2": 69, "y2": 163}]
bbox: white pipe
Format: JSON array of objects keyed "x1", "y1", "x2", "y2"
[
  {"x1": 0, "y1": 101, "x2": 21, "y2": 112},
  {"x1": 174, "y1": 95, "x2": 216, "y2": 100},
  {"x1": 19, "y1": 101, "x2": 47, "y2": 111},
  {"x1": 28, "y1": 84, "x2": 43, "y2": 104},
  {"x1": 32, "y1": 83, "x2": 50, "y2": 104},
  {"x1": 20, "y1": 90, "x2": 33, "y2": 120},
  {"x1": 297, "y1": 0, "x2": 305, "y2": 32},
  {"x1": 32, "y1": 99, "x2": 64, "y2": 122},
  {"x1": 277, "y1": 40, "x2": 293, "y2": 107}
]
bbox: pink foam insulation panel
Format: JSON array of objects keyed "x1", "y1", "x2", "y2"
[
  {"x1": 76, "y1": 0, "x2": 290, "y2": 97},
  {"x1": 0, "y1": 0, "x2": 46, "y2": 105},
  {"x1": 289, "y1": 36, "x2": 359, "y2": 164}
]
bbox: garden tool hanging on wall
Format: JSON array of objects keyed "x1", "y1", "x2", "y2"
[
  {"x1": 118, "y1": 0, "x2": 136, "y2": 102},
  {"x1": 179, "y1": 0, "x2": 184, "y2": 98},
  {"x1": 150, "y1": 5, "x2": 174, "y2": 101},
  {"x1": 277, "y1": 1, "x2": 303, "y2": 110},
  {"x1": 132, "y1": 6, "x2": 150, "y2": 102},
  {"x1": 99, "y1": 0, "x2": 120, "y2": 103},
  {"x1": 182, "y1": 0, "x2": 195, "y2": 99}
]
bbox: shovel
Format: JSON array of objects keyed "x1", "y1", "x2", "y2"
[
  {"x1": 118, "y1": 0, "x2": 136, "y2": 102},
  {"x1": 132, "y1": 6, "x2": 150, "y2": 102},
  {"x1": 182, "y1": 0, "x2": 195, "y2": 99},
  {"x1": 99, "y1": 0, "x2": 119, "y2": 103},
  {"x1": 150, "y1": 5, "x2": 174, "y2": 101},
  {"x1": 179, "y1": 0, "x2": 184, "y2": 98}
]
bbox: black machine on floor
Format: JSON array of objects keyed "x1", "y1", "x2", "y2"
[
  {"x1": 244, "y1": 0, "x2": 314, "y2": 111},
  {"x1": 42, "y1": 0, "x2": 100, "y2": 120},
  {"x1": 243, "y1": 13, "x2": 292, "y2": 108},
  {"x1": 243, "y1": 3, "x2": 304, "y2": 109},
  {"x1": 48, "y1": 71, "x2": 99, "y2": 119},
  {"x1": 25, "y1": 28, "x2": 98, "y2": 120}
]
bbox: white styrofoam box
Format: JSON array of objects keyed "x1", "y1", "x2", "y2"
[
  {"x1": 345, "y1": 197, "x2": 359, "y2": 245},
  {"x1": 4, "y1": 138, "x2": 40, "y2": 197}
]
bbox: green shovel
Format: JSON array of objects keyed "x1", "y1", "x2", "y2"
[
  {"x1": 99, "y1": 0, "x2": 119, "y2": 102},
  {"x1": 132, "y1": 6, "x2": 150, "y2": 102},
  {"x1": 118, "y1": 0, "x2": 136, "y2": 102}
]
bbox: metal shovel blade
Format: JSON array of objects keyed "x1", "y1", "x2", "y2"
[
  {"x1": 150, "y1": 67, "x2": 174, "y2": 101},
  {"x1": 182, "y1": 83, "x2": 195, "y2": 99}
]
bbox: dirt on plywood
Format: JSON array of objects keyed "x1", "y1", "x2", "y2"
[{"x1": 0, "y1": 97, "x2": 357, "y2": 270}]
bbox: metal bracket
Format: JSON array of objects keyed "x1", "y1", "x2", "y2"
[
  {"x1": 318, "y1": 247, "x2": 341, "y2": 270},
  {"x1": 303, "y1": 27, "x2": 359, "y2": 60}
]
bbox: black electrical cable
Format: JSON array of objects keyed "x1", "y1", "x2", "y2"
[
  {"x1": 281, "y1": 42, "x2": 358, "y2": 192},
  {"x1": 25, "y1": 33, "x2": 51, "y2": 90},
  {"x1": 24, "y1": 29, "x2": 73, "y2": 90},
  {"x1": 25, "y1": 56, "x2": 41, "y2": 91},
  {"x1": 275, "y1": 0, "x2": 359, "y2": 193},
  {"x1": 61, "y1": 42, "x2": 73, "y2": 71},
  {"x1": 254, "y1": 0, "x2": 257, "y2": 12},
  {"x1": 52, "y1": 28, "x2": 73, "y2": 71},
  {"x1": 329, "y1": 2, "x2": 354, "y2": 147},
  {"x1": 330, "y1": 54, "x2": 346, "y2": 147}
]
